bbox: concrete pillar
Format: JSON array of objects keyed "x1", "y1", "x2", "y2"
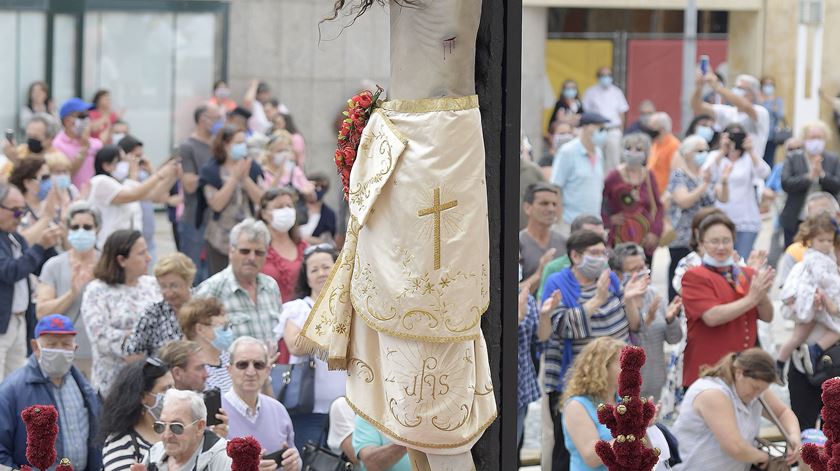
[{"x1": 522, "y1": 6, "x2": 549, "y2": 160}]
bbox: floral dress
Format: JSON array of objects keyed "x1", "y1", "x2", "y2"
[
  {"x1": 780, "y1": 248, "x2": 840, "y2": 333},
  {"x1": 82, "y1": 275, "x2": 161, "y2": 395}
]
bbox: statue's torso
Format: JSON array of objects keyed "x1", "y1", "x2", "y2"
[{"x1": 388, "y1": 0, "x2": 481, "y2": 100}]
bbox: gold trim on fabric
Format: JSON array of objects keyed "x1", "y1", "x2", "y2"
[
  {"x1": 351, "y1": 295, "x2": 488, "y2": 343},
  {"x1": 345, "y1": 395, "x2": 497, "y2": 450},
  {"x1": 417, "y1": 187, "x2": 459, "y2": 271},
  {"x1": 379, "y1": 95, "x2": 479, "y2": 113},
  {"x1": 371, "y1": 108, "x2": 407, "y2": 143}
]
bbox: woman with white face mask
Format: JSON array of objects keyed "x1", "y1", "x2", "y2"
[
  {"x1": 257, "y1": 187, "x2": 307, "y2": 303},
  {"x1": 780, "y1": 120, "x2": 840, "y2": 247},
  {"x1": 88, "y1": 144, "x2": 180, "y2": 248},
  {"x1": 36, "y1": 201, "x2": 101, "y2": 375},
  {"x1": 99, "y1": 357, "x2": 173, "y2": 471},
  {"x1": 602, "y1": 133, "x2": 664, "y2": 265}
]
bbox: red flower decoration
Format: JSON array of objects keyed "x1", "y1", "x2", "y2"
[
  {"x1": 226, "y1": 436, "x2": 262, "y2": 471},
  {"x1": 802, "y1": 377, "x2": 840, "y2": 471},
  {"x1": 595, "y1": 346, "x2": 660, "y2": 471},
  {"x1": 21, "y1": 405, "x2": 58, "y2": 471},
  {"x1": 334, "y1": 85, "x2": 383, "y2": 200},
  {"x1": 55, "y1": 458, "x2": 74, "y2": 471}
]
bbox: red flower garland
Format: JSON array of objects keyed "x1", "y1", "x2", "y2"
[
  {"x1": 226, "y1": 436, "x2": 262, "y2": 471},
  {"x1": 334, "y1": 86, "x2": 383, "y2": 200},
  {"x1": 802, "y1": 377, "x2": 840, "y2": 471},
  {"x1": 21, "y1": 405, "x2": 58, "y2": 471}
]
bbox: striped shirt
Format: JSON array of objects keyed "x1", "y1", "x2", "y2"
[
  {"x1": 206, "y1": 350, "x2": 233, "y2": 393},
  {"x1": 544, "y1": 284, "x2": 630, "y2": 393},
  {"x1": 194, "y1": 267, "x2": 282, "y2": 343},
  {"x1": 102, "y1": 432, "x2": 153, "y2": 471}
]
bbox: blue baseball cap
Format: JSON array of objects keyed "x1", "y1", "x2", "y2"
[
  {"x1": 35, "y1": 314, "x2": 77, "y2": 337},
  {"x1": 59, "y1": 97, "x2": 93, "y2": 120}
]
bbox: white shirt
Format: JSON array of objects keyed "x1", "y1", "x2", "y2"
[
  {"x1": 223, "y1": 389, "x2": 261, "y2": 424},
  {"x1": 275, "y1": 297, "x2": 347, "y2": 413},
  {"x1": 9, "y1": 235, "x2": 29, "y2": 313},
  {"x1": 327, "y1": 397, "x2": 356, "y2": 455},
  {"x1": 704, "y1": 151, "x2": 771, "y2": 233},
  {"x1": 582, "y1": 83, "x2": 629, "y2": 127},
  {"x1": 88, "y1": 175, "x2": 143, "y2": 248},
  {"x1": 712, "y1": 103, "x2": 771, "y2": 159}
]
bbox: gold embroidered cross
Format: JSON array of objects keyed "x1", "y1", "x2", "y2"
[{"x1": 418, "y1": 188, "x2": 458, "y2": 270}]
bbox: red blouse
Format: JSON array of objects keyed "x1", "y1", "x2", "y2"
[
  {"x1": 261, "y1": 240, "x2": 308, "y2": 303},
  {"x1": 602, "y1": 169, "x2": 664, "y2": 256},
  {"x1": 681, "y1": 264, "x2": 758, "y2": 387}
]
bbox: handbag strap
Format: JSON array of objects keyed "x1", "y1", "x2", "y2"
[{"x1": 758, "y1": 395, "x2": 794, "y2": 447}]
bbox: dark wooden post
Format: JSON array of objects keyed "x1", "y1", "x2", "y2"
[{"x1": 473, "y1": 0, "x2": 521, "y2": 470}]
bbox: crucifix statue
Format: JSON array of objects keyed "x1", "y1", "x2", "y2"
[{"x1": 300, "y1": 1, "x2": 496, "y2": 470}]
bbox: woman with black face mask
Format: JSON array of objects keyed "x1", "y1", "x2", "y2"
[
  {"x1": 99, "y1": 357, "x2": 172, "y2": 471},
  {"x1": 299, "y1": 173, "x2": 337, "y2": 245},
  {"x1": 704, "y1": 123, "x2": 771, "y2": 259}
]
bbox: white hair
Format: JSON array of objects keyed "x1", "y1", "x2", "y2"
[
  {"x1": 228, "y1": 335, "x2": 269, "y2": 363},
  {"x1": 806, "y1": 191, "x2": 840, "y2": 215},
  {"x1": 799, "y1": 120, "x2": 831, "y2": 140},
  {"x1": 229, "y1": 218, "x2": 271, "y2": 249},
  {"x1": 650, "y1": 112, "x2": 672, "y2": 134},
  {"x1": 736, "y1": 74, "x2": 760, "y2": 96},
  {"x1": 679, "y1": 135, "x2": 708, "y2": 156},
  {"x1": 163, "y1": 388, "x2": 207, "y2": 422}
]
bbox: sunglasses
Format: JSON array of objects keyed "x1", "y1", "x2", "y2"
[
  {"x1": 237, "y1": 248, "x2": 266, "y2": 257},
  {"x1": 304, "y1": 243, "x2": 335, "y2": 256},
  {"x1": 234, "y1": 359, "x2": 267, "y2": 371},
  {"x1": 70, "y1": 224, "x2": 95, "y2": 231},
  {"x1": 0, "y1": 205, "x2": 25, "y2": 219},
  {"x1": 153, "y1": 420, "x2": 199, "y2": 435}
]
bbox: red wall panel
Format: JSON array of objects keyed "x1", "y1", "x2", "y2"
[{"x1": 626, "y1": 39, "x2": 728, "y2": 133}]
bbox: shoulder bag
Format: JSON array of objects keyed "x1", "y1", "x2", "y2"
[{"x1": 750, "y1": 395, "x2": 793, "y2": 471}]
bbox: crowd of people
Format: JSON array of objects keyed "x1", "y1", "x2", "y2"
[
  {"x1": 0, "y1": 80, "x2": 406, "y2": 471},
  {"x1": 520, "y1": 65, "x2": 840, "y2": 470}
]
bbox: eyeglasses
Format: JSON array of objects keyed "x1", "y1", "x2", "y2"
[
  {"x1": 234, "y1": 359, "x2": 268, "y2": 371},
  {"x1": 304, "y1": 243, "x2": 335, "y2": 256},
  {"x1": 0, "y1": 205, "x2": 25, "y2": 219},
  {"x1": 153, "y1": 420, "x2": 199, "y2": 435},
  {"x1": 202, "y1": 321, "x2": 230, "y2": 330},
  {"x1": 703, "y1": 238, "x2": 733, "y2": 248},
  {"x1": 237, "y1": 248, "x2": 266, "y2": 257},
  {"x1": 69, "y1": 224, "x2": 94, "y2": 231}
]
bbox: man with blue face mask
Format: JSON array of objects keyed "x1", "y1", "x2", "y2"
[
  {"x1": 0, "y1": 314, "x2": 101, "y2": 470},
  {"x1": 582, "y1": 66, "x2": 629, "y2": 171},
  {"x1": 551, "y1": 112, "x2": 611, "y2": 237}
]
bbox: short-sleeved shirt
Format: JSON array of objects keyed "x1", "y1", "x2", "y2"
[
  {"x1": 39, "y1": 251, "x2": 96, "y2": 358},
  {"x1": 194, "y1": 267, "x2": 282, "y2": 343},
  {"x1": 352, "y1": 416, "x2": 411, "y2": 471},
  {"x1": 53, "y1": 131, "x2": 103, "y2": 190},
  {"x1": 327, "y1": 397, "x2": 355, "y2": 456},
  {"x1": 276, "y1": 297, "x2": 346, "y2": 413},
  {"x1": 88, "y1": 174, "x2": 143, "y2": 248},
  {"x1": 666, "y1": 169, "x2": 716, "y2": 248},
  {"x1": 519, "y1": 229, "x2": 566, "y2": 280},
  {"x1": 704, "y1": 151, "x2": 770, "y2": 233},
  {"x1": 582, "y1": 84, "x2": 629, "y2": 128},
  {"x1": 179, "y1": 137, "x2": 214, "y2": 226},
  {"x1": 680, "y1": 265, "x2": 758, "y2": 387},
  {"x1": 712, "y1": 103, "x2": 771, "y2": 160},
  {"x1": 551, "y1": 138, "x2": 604, "y2": 224}
]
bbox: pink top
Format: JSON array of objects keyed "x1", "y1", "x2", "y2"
[
  {"x1": 291, "y1": 133, "x2": 306, "y2": 168},
  {"x1": 261, "y1": 241, "x2": 308, "y2": 303},
  {"x1": 53, "y1": 131, "x2": 103, "y2": 191},
  {"x1": 89, "y1": 109, "x2": 118, "y2": 143}
]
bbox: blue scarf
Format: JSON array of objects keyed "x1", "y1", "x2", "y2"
[{"x1": 554, "y1": 267, "x2": 622, "y2": 386}]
